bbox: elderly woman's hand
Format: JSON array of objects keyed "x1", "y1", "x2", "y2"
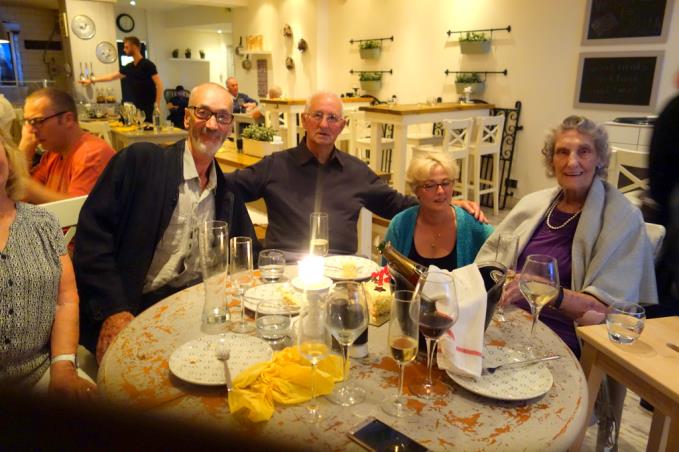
[
  {"x1": 451, "y1": 200, "x2": 488, "y2": 223},
  {"x1": 48, "y1": 362, "x2": 97, "y2": 400},
  {"x1": 499, "y1": 278, "x2": 524, "y2": 306}
]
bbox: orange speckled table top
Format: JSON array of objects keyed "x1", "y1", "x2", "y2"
[{"x1": 99, "y1": 279, "x2": 588, "y2": 451}]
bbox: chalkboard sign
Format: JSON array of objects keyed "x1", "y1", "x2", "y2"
[
  {"x1": 582, "y1": 0, "x2": 673, "y2": 44},
  {"x1": 574, "y1": 51, "x2": 663, "y2": 111}
]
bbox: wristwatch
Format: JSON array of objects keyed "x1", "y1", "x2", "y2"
[
  {"x1": 553, "y1": 286, "x2": 565, "y2": 310},
  {"x1": 52, "y1": 353, "x2": 79, "y2": 368}
]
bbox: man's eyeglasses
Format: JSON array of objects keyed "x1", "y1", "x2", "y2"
[
  {"x1": 306, "y1": 111, "x2": 344, "y2": 125},
  {"x1": 419, "y1": 180, "x2": 453, "y2": 192},
  {"x1": 187, "y1": 106, "x2": 234, "y2": 125},
  {"x1": 25, "y1": 111, "x2": 67, "y2": 127}
]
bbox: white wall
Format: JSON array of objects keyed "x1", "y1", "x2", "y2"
[{"x1": 231, "y1": 0, "x2": 679, "y2": 199}]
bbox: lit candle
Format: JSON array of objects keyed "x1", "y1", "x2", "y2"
[{"x1": 298, "y1": 255, "x2": 324, "y2": 286}]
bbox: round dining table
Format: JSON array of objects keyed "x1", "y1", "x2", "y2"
[{"x1": 98, "y1": 271, "x2": 588, "y2": 451}]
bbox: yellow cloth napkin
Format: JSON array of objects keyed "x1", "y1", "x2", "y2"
[
  {"x1": 228, "y1": 346, "x2": 343, "y2": 422},
  {"x1": 111, "y1": 125, "x2": 137, "y2": 132}
]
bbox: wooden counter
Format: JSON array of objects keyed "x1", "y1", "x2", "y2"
[{"x1": 360, "y1": 102, "x2": 494, "y2": 116}]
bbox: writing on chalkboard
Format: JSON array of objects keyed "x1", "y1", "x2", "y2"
[
  {"x1": 574, "y1": 51, "x2": 663, "y2": 111},
  {"x1": 583, "y1": 0, "x2": 673, "y2": 44}
]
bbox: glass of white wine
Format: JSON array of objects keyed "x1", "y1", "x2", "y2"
[
  {"x1": 230, "y1": 236, "x2": 256, "y2": 334},
  {"x1": 382, "y1": 290, "x2": 420, "y2": 418},
  {"x1": 519, "y1": 254, "x2": 559, "y2": 340},
  {"x1": 495, "y1": 233, "x2": 520, "y2": 322},
  {"x1": 298, "y1": 300, "x2": 332, "y2": 423},
  {"x1": 309, "y1": 212, "x2": 329, "y2": 257}
]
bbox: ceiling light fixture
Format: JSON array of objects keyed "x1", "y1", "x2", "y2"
[
  {"x1": 217, "y1": 29, "x2": 222, "y2": 34},
  {"x1": 130, "y1": 0, "x2": 136, "y2": 5}
]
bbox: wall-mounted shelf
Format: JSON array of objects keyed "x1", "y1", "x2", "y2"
[
  {"x1": 446, "y1": 26, "x2": 511, "y2": 38},
  {"x1": 349, "y1": 36, "x2": 394, "y2": 45},
  {"x1": 443, "y1": 69, "x2": 508, "y2": 80},
  {"x1": 350, "y1": 69, "x2": 393, "y2": 75},
  {"x1": 169, "y1": 58, "x2": 210, "y2": 63}
]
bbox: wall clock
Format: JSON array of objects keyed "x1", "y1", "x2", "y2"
[
  {"x1": 96, "y1": 41, "x2": 118, "y2": 64},
  {"x1": 116, "y1": 13, "x2": 135, "y2": 33},
  {"x1": 71, "y1": 15, "x2": 96, "y2": 40}
]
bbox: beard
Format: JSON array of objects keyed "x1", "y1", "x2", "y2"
[{"x1": 190, "y1": 127, "x2": 226, "y2": 157}]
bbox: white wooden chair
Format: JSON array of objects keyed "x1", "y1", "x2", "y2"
[
  {"x1": 469, "y1": 115, "x2": 505, "y2": 215},
  {"x1": 39, "y1": 195, "x2": 88, "y2": 246},
  {"x1": 350, "y1": 111, "x2": 394, "y2": 172},
  {"x1": 357, "y1": 207, "x2": 372, "y2": 258},
  {"x1": 645, "y1": 222, "x2": 666, "y2": 262},
  {"x1": 80, "y1": 121, "x2": 113, "y2": 147},
  {"x1": 609, "y1": 147, "x2": 649, "y2": 208}
]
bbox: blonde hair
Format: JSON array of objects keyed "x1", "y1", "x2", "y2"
[
  {"x1": 0, "y1": 129, "x2": 28, "y2": 201},
  {"x1": 406, "y1": 150, "x2": 459, "y2": 192}
]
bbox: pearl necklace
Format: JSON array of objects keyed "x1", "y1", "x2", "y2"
[{"x1": 545, "y1": 193, "x2": 582, "y2": 230}]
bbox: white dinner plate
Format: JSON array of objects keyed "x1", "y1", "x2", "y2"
[
  {"x1": 324, "y1": 255, "x2": 381, "y2": 281},
  {"x1": 169, "y1": 334, "x2": 272, "y2": 386},
  {"x1": 446, "y1": 346, "x2": 554, "y2": 401},
  {"x1": 243, "y1": 282, "x2": 305, "y2": 314}
]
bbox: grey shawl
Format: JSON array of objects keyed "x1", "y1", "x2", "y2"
[{"x1": 476, "y1": 177, "x2": 658, "y2": 306}]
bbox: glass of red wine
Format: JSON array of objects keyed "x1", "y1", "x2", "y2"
[{"x1": 409, "y1": 270, "x2": 458, "y2": 399}]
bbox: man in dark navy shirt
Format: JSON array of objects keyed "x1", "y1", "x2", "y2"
[
  {"x1": 226, "y1": 77, "x2": 257, "y2": 113},
  {"x1": 79, "y1": 36, "x2": 163, "y2": 120}
]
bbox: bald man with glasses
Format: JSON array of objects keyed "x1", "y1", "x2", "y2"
[
  {"x1": 225, "y1": 91, "x2": 484, "y2": 257},
  {"x1": 19, "y1": 88, "x2": 114, "y2": 204},
  {"x1": 74, "y1": 82, "x2": 258, "y2": 363}
]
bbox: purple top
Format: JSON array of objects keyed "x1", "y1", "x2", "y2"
[{"x1": 517, "y1": 208, "x2": 581, "y2": 356}]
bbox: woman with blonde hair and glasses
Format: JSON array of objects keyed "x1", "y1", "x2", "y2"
[
  {"x1": 384, "y1": 150, "x2": 493, "y2": 271},
  {"x1": 0, "y1": 130, "x2": 95, "y2": 398}
]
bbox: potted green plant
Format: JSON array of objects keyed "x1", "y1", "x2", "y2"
[
  {"x1": 185, "y1": 48, "x2": 192, "y2": 59},
  {"x1": 241, "y1": 123, "x2": 283, "y2": 157},
  {"x1": 359, "y1": 40, "x2": 381, "y2": 59},
  {"x1": 359, "y1": 72, "x2": 382, "y2": 91},
  {"x1": 199, "y1": 49, "x2": 206, "y2": 59},
  {"x1": 455, "y1": 72, "x2": 485, "y2": 94},
  {"x1": 459, "y1": 32, "x2": 491, "y2": 54},
  {"x1": 172, "y1": 49, "x2": 179, "y2": 58}
]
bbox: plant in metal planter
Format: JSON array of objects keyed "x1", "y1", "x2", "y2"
[
  {"x1": 455, "y1": 72, "x2": 485, "y2": 94},
  {"x1": 359, "y1": 40, "x2": 381, "y2": 59},
  {"x1": 242, "y1": 124, "x2": 281, "y2": 157},
  {"x1": 459, "y1": 32, "x2": 491, "y2": 54},
  {"x1": 359, "y1": 71, "x2": 382, "y2": 91}
]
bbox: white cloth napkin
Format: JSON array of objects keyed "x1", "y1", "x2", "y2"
[{"x1": 430, "y1": 264, "x2": 487, "y2": 377}]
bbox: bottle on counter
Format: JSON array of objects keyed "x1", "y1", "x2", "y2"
[{"x1": 152, "y1": 104, "x2": 161, "y2": 132}]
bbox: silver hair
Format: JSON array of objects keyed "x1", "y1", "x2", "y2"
[{"x1": 541, "y1": 115, "x2": 611, "y2": 179}]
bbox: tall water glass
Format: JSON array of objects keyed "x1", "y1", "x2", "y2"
[
  {"x1": 495, "y1": 233, "x2": 520, "y2": 322},
  {"x1": 198, "y1": 220, "x2": 230, "y2": 334},
  {"x1": 258, "y1": 249, "x2": 285, "y2": 283},
  {"x1": 382, "y1": 290, "x2": 420, "y2": 418},
  {"x1": 230, "y1": 236, "x2": 256, "y2": 334},
  {"x1": 325, "y1": 281, "x2": 368, "y2": 406},
  {"x1": 410, "y1": 271, "x2": 458, "y2": 399},
  {"x1": 298, "y1": 300, "x2": 332, "y2": 423},
  {"x1": 309, "y1": 212, "x2": 329, "y2": 257},
  {"x1": 519, "y1": 254, "x2": 559, "y2": 340}
]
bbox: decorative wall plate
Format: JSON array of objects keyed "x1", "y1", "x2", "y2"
[
  {"x1": 96, "y1": 41, "x2": 117, "y2": 64},
  {"x1": 116, "y1": 13, "x2": 135, "y2": 33},
  {"x1": 71, "y1": 15, "x2": 96, "y2": 40},
  {"x1": 285, "y1": 56, "x2": 295, "y2": 70}
]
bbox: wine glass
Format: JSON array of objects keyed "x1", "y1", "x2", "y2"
[
  {"x1": 135, "y1": 109, "x2": 146, "y2": 130},
  {"x1": 309, "y1": 212, "x2": 329, "y2": 257},
  {"x1": 258, "y1": 249, "x2": 285, "y2": 283},
  {"x1": 519, "y1": 254, "x2": 559, "y2": 344},
  {"x1": 230, "y1": 236, "x2": 256, "y2": 334},
  {"x1": 382, "y1": 290, "x2": 420, "y2": 418},
  {"x1": 409, "y1": 270, "x2": 458, "y2": 399},
  {"x1": 494, "y1": 233, "x2": 520, "y2": 322},
  {"x1": 298, "y1": 300, "x2": 332, "y2": 423},
  {"x1": 325, "y1": 281, "x2": 368, "y2": 406}
]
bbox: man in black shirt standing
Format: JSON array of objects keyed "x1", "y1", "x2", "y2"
[{"x1": 80, "y1": 36, "x2": 162, "y2": 120}]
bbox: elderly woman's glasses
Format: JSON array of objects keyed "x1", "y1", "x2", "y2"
[
  {"x1": 306, "y1": 111, "x2": 343, "y2": 125},
  {"x1": 419, "y1": 180, "x2": 453, "y2": 192},
  {"x1": 187, "y1": 106, "x2": 234, "y2": 125}
]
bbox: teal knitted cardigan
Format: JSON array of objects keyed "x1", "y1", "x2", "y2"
[{"x1": 383, "y1": 205, "x2": 494, "y2": 267}]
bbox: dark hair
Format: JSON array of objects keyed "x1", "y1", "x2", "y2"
[
  {"x1": 123, "y1": 36, "x2": 141, "y2": 48},
  {"x1": 26, "y1": 87, "x2": 77, "y2": 117},
  {"x1": 175, "y1": 85, "x2": 185, "y2": 91}
]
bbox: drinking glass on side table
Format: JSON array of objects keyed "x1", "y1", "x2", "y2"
[
  {"x1": 230, "y1": 236, "x2": 256, "y2": 334},
  {"x1": 410, "y1": 270, "x2": 458, "y2": 399},
  {"x1": 606, "y1": 303, "x2": 645, "y2": 344},
  {"x1": 382, "y1": 290, "x2": 420, "y2": 418}
]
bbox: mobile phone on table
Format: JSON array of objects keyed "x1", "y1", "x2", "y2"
[{"x1": 347, "y1": 416, "x2": 428, "y2": 451}]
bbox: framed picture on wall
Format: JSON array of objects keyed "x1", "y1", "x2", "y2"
[
  {"x1": 574, "y1": 51, "x2": 664, "y2": 112},
  {"x1": 582, "y1": 0, "x2": 673, "y2": 45}
]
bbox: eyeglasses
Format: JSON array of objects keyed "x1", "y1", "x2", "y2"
[
  {"x1": 305, "y1": 111, "x2": 344, "y2": 125},
  {"x1": 25, "y1": 111, "x2": 67, "y2": 127},
  {"x1": 418, "y1": 180, "x2": 453, "y2": 192},
  {"x1": 187, "y1": 106, "x2": 234, "y2": 125}
]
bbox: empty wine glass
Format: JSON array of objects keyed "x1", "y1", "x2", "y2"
[
  {"x1": 410, "y1": 270, "x2": 458, "y2": 399},
  {"x1": 382, "y1": 290, "x2": 420, "y2": 418},
  {"x1": 495, "y1": 233, "x2": 520, "y2": 322},
  {"x1": 230, "y1": 236, "x2": 256, "y2": 334},
  {"x1": 135, "y1": 110, "x2": 146, "y2": 130},
  {"x1": 519, "y1": 254, "x2": 559, "y2": 346},
  {"x1": 309, "y1": 212, "x2": 329, "y2": 257},
  {"x1": 298, "y1": 300, "x2": 332, "y2": 423},
  {"x1": 325, "y1": 281, "x2": 368, "y2": 406}
]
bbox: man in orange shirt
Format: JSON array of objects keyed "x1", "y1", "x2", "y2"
[{"x1": 19, "y1": 88, "x2": 114, "y2": 204}]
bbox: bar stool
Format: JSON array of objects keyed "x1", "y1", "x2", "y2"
[
  {"x1": 350, "y1": 111, "x2": 394, "y2": 172},
  {"x1": 469, "y1": 115, "x2": 505, "y2": 216},
  {"x1": 412, "y1": 118, "x2": 474, "y2": 200}
]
